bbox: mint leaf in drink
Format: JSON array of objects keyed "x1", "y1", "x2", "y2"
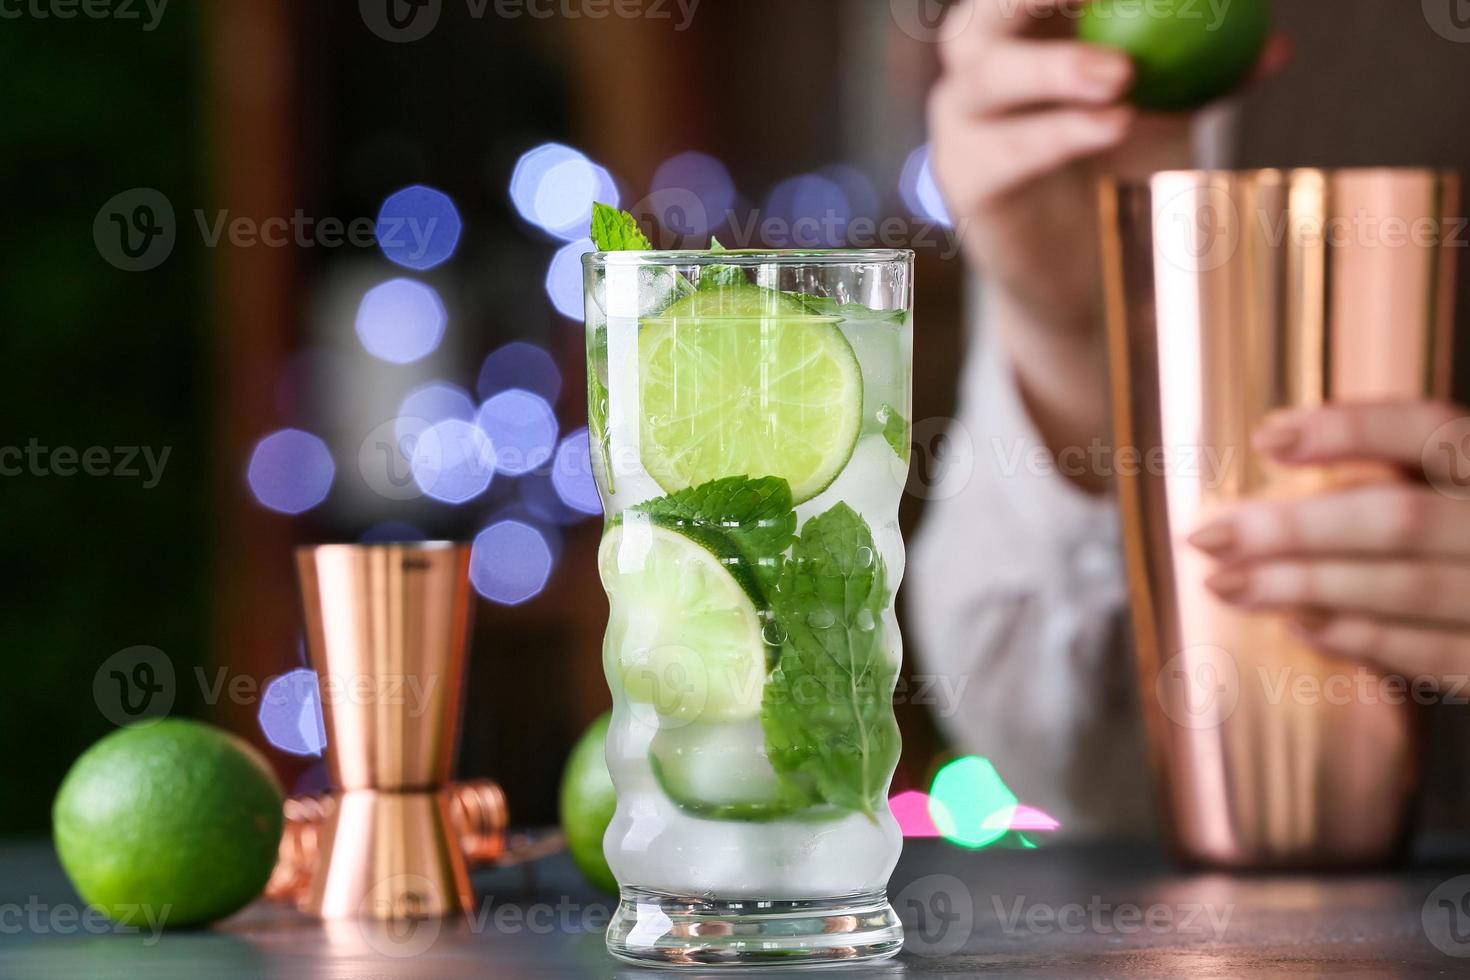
[
  {"x1": 793, "y1": 293, "x2": 909, "y2": 324},
  {"x1": 591, "y1": 202, "x2": 652, "y2": 251},
  {"x1": 761, "y1": 503, "x2": 900, "y2": 819},
  {"x1": 700, "y1": 237, "x2": 745, "y2": 290},
  {"x1": 635, "y1": 476, "x2": 797, "y2": 593},
  {"x1": 879, "y1": 403, "x2": 910, "y2": 464}
]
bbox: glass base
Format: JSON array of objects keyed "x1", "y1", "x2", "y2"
[{"x1": 606, "y1": 887, "x2": 903, "y2": 969}]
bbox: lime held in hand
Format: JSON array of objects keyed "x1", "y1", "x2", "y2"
[
  {"x1": 1079, "y1": 0, "x2": 1272, "y2": 111},
  {"x1": 559, "y1": 711, "x2": 618, "y2": 894},
  {"x1": 53, "y1": 719, "x2": 285, "y2": 928}
]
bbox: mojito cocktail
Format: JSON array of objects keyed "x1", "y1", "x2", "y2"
[{"x1": 585, "y1": 225, "x2": 912, "y2": 967}]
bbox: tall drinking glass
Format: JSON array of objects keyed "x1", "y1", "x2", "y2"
[{"x1": 583, "y1": 250, "x2": 913, "y2": 967}]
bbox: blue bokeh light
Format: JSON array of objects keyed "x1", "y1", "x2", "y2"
[
  {"x1": 355, "y1": 278, "x2": 448, "y2": 364},
  {"x1": 509, "y1": 143, "x2": 618, "y2": 242},
  {"x1": 821, "y1": 163, "x2": 879, "y2": 221},
  {"x1": 470, "y1": 520, "x2": 555, "y2": 605},
  {"x1": 900, "y1": 144, "x2": 953, "y2": 227},
  {"x1": 376, "y1": 185, "x2": 462, "y2": 271},
  {"x1": 764, "y1": 173, "x2": 851, "y2": 246},
  {"x1": 551, "y1": 427, "x2": 602, "y2": 515},
  {"x1": 247, "y1": 429, "x2": 335, "y2": 515},
  {"x1": 477, "y1": 388, "x2": 559, "y2": 476},
  {"x1": 546, "y1": 238, "x2": 595, "y2": 319},
  {"x1": 410, "y1": 418, "x2": 496, "y2": 504},
  {"x1": 396, "y1": 380, "x2": 477, "y2": 445},
  {"x1": 518, "y1": 471, "x2": 588, "y2": 525},
  {"x1": 649, "y1": 151, "x2": 736, "y2": 239},
  {"x1": 258, "y1": 668, "x2": 326, "y2": 757},
  {"x1": 477, "y1": 341, "x2": 562, "y2": 404}
]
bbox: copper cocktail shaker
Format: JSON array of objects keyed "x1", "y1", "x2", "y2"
[
  {"x1": 295, "y1": 542, "x2": 474, "y2": 918},
  {"x1": 1099, "y1": 169, "x2": 1460, "y2": 868}
]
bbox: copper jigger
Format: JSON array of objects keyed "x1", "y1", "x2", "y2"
[
  {"x1": 1099, "y1": 168, "x2": 1460, "y2": 868},
  {"x1": 295, "y1": 542, "x2": 475, "y2": 918},
  {"x1": 266, "y1": 780, "x2": 508, "y2": 907}
]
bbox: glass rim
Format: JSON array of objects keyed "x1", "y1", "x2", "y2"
[{"x1": 585, "y1": 248, "x2": 914, "y2": 268}]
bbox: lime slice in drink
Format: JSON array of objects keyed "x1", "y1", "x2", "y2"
[
  {"x1": 599, "y1": 518, "x2": 768, "y2": 725},
  {"x1": 649, "y1": 719, "x2": 817, "y2": 821},
  {"x1": 639, "y1": 285, "x2": 863, "y2": 504}
]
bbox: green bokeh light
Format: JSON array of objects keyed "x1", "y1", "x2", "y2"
[{"x1": 928, "y1": 756, "x2": 1018, "y2": 850}]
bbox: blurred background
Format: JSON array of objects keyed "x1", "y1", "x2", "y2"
[{"x1": 0, "y1": 0, "x2": 977, "y2": 835}]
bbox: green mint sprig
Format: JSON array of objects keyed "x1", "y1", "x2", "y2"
[
  {"x1": 879, "y1": 402, "x2": 910, "y2": 465},
  {"x1": 761, "y1": 503, "x2": 901, "y2": 821},
  {"x1": 630, "y1": 478, "x2": 900, "y2": 822},
  {"x1": 590, "y1": 202, "x2": 652, "y2": 251},
  {"x1": 700, "y1": 237, "x2": 746, "y2": 290},
  {"x1": 634, "y1": 475, "x2": 796, "y2": 594}
]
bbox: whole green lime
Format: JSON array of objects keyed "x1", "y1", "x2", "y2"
[
  {"x1": 559, "y1": 711, "x2": 618, "y2": 894},
  {"x1": 53, "y1": 719, "x2": 284, "y2": 928},
  {"x1": 1079, "y1": 0, "x2": 1271, "y2": 111}
]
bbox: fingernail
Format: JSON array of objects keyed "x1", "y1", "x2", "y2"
[
  {"x1": 1253, "y1": 422, "x2": 1300, "y2": 455},
  {"x1": 1205, "y1": 569, "x2": 1249, "y2": 600},
  {"x1": 1187, "y1": 521, "x2": 1235, "y2": 556},
  {"x1": 1078, "y1": 54, "x2": 1132, "y2": 97}
]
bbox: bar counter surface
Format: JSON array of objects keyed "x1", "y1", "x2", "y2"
[{"x1": 3, "y1": 837, "x2": 1468, "y2": 977}]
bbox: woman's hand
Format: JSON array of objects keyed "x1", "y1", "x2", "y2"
[
  {"x1": 1189, "y1": 401, "x2": 1470, "y2": 686},
  {"x1": 927, "y1": 0, "x2": 1287, "y2": 486}
]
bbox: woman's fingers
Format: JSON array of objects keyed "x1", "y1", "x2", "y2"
[
  {"x1": 930, "y1": 85, "x2": 1133, "y2": 207},
  {"x1": 946, "y1": 39, "x2": 1133, "y2": 116},
  {"x1": 1253, "y1": 401, "x2": 1467, "y2": 479},
  {"x1": 1290, "y1": 613, "x2": 1470, "y2": 686},
  {"x1": 942, "y1": 0, "x2": 1087, "y2": 65},
  {"x1": 1206, "y1": 558, "x2": 1470, "y2": 627},
  {"x1": 1188, "y1": 484, "x2": 1470, "y2": 561}
]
